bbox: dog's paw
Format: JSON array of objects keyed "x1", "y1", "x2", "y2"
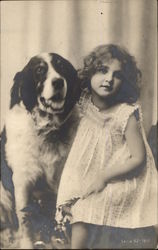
[
  {"x1": 19, "y1": 237, "x2": 33, "y2": 249},
  {"x1": 34, "y1": 240, "x2": 46, "y2": 249}
]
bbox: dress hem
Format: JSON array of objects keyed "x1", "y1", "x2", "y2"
[{"x1": 70, "y1": 219, "x2": 157, "y2": 229}]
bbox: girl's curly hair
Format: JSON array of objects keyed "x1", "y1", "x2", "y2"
[{"x1": 78, "y1": 44, "x2": 142, "y2": 103}]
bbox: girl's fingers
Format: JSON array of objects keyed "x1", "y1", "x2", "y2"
[
  {"x1": 83, "y1": 187, "x2": 102, "y2": 199},
  {"x1": 82, "y1": 189, "x2": 94, "y2": 199},
  {"x1": 82, "y1": 192, "x2": 88, "y2": 199},
  {"x1": 82, "y1": 194, "x2": 89, "y2": 199}
]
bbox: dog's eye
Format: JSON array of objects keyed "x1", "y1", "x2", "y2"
[{"x1": 35, "y1": 66, "x2": 46, "y2": 75}]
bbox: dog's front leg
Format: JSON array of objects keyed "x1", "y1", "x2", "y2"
[{"x1": 13, "y1": 174, "x2": 33, "y2": 249}]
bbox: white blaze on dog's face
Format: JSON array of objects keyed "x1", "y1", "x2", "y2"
[{"x1": 36, "y1": 53, "x2": 67, "y2": 114}]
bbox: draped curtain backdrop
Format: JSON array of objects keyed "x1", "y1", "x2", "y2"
[{"x1": 1, "y1": 0, "x2": 157, "y2": 133}]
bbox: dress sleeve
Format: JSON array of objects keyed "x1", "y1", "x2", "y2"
[{"x1": 120, "y1": 103, "x2": 141, "y2": 135}]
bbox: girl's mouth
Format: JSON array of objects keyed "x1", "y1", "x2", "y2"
[{"x1": 100, "y1": 85, "x2": 113, "y2": 91}]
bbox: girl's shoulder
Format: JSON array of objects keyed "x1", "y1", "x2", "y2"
[{"x1": 119, "y1": 102, "x2": 142, "y2": 118}]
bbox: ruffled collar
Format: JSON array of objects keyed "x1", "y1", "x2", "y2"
[
  {"x1": 89, "y1": 97, "x2": 123, "y2": 115},
  {"x1": 83, "y1": 96, "x2": 124, "y2": 127},
  {"x1": 79, "y1": 89, "x2": 139, "y2": 127}
]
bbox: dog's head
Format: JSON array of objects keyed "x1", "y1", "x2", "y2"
[{"x1": 10, "y1": 53, "x2": 81, "y2": 126}]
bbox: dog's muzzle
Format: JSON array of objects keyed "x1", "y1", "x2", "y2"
[
  {"x1": 38, "y1": 78, "x2": 67, "y2": 114},
  {"x1": 40, "y1": 96, "x2": 65, "y2": 113}
]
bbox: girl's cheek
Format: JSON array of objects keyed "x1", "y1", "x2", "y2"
[{"x1": 91, "y1": 74, "x2": 103, "y2": 84}]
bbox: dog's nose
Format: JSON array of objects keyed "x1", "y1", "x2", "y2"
[{"x1": 52, "y1": 78, "x2": 64, "y2": 90}]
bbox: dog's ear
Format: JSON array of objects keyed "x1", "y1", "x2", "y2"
[
  {"x1": 10, "y1": 72, "x2": 22, "y2": 109},
  {"x1": 10, "y1": 67, "x2": 37, "y2": 111}
]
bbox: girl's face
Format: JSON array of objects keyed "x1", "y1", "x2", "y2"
[{"x1": 90, "y1": 58, "x2": 123, "y2": 99}]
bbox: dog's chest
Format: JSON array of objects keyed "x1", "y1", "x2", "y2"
[{"x1": 5, "y1": 105, "x2": 74, "y2": 188}]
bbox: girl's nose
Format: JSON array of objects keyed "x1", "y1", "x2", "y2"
[{"x1": 105, "y1": 72, "x2": 113, "y2": 82}]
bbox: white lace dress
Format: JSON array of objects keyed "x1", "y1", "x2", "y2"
[{"x1": 56, "y1": 89, "x2": 157, "y2": 229}]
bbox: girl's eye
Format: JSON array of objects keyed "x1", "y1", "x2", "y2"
[
  {"x1": 113, "y1": 71, "x2": 123, "y2": 80},
  {"x1": 35, "y1": 66, "x2": 46, "y2": 75},
  {"x1": 97, "y1": 67, "x2": 108, "y2": 74}
]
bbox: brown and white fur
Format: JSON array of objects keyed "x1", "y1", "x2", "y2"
[{"x1": 0, "y1": 53, "x2": 81, "y2": 248}]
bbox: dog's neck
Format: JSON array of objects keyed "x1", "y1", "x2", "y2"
[
  {"x1": 31, "y1": 105, "x2": 76, "y2": 134},
  {"x1": 31, "y1": 107, "x2": 62, "y2": 132}
]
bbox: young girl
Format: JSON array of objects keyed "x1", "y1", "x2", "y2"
[{"x1": 55, "y1": 44, "x2": 157, "y2": 249}]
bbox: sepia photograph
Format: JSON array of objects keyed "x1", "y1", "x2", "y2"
[{"x1": 0, "y1": 0, "x2": 157, "y2": 249}]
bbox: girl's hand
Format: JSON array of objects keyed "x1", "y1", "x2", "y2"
[{"x1": 82, "y1": 173, "x2": 107, "y2": 199}]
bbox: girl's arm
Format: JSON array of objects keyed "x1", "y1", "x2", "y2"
[
  {"x1": 83, "y1": 114, "x2": 146, "y2": 198},
  {"x1": 104, "y1": 113, "x2": 146, "y2": 182}
]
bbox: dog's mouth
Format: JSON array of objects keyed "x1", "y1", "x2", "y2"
[{"x1": 39, "y1": 94, "x2": 65, "y2": 114}]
